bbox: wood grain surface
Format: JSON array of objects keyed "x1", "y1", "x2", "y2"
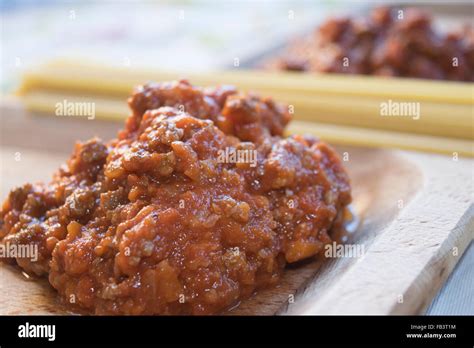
[{"x1": 0, "y1": 102, "x2": 472, "y2": 315}]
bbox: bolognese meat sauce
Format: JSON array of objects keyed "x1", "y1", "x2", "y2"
[
  {"x1": 0, "y1": 80, "x2": 351, "y2": 314},
  {"x1": 270, "y1": 7, "x2": 474, "y2": 81}
]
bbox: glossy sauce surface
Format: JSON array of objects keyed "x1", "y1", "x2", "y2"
[{"x1": 0, "y1": 81, "x2": 351, "y2": 314}]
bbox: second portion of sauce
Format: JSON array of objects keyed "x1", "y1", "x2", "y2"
[{"x1": 269, "y1": 7, "x2": 474, "y2": 81}]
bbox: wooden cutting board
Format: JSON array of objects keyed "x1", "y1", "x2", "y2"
[{"x1": 0, "y1": 102, "x2": 472, "y2": 315}]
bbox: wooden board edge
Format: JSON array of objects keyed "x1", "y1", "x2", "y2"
[{"x1": 283, "y1": 151, "x2": 473, "y2": 315}]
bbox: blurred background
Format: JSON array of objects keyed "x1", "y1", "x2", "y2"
[
  {"x1": 2, "y1": 0, "x2": 472, "y2": 92},
  {"x1": 1, "y1": 0, "x2": 343, "y2": 92}
]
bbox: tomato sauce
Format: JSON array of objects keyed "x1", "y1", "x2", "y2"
[{"x1": 1, "y1": 80, "x2": 351, "y2": 314}]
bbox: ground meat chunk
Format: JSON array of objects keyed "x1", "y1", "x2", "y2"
[
  {"x1": 219, "y1": 93, "x2": 291, "y2": 143},
  {"x1": 0, "y1": 80, "x2": 351, "y2": 315},
  {"x1": 1, "y1": 138, "x2": 109, "y2": 276},
  {"x1": 269, "y1": 7, "x2": 474, "y2": 81},
  {"x1": 124, "y1": 80, "x2": 290, "y2": 142}
]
